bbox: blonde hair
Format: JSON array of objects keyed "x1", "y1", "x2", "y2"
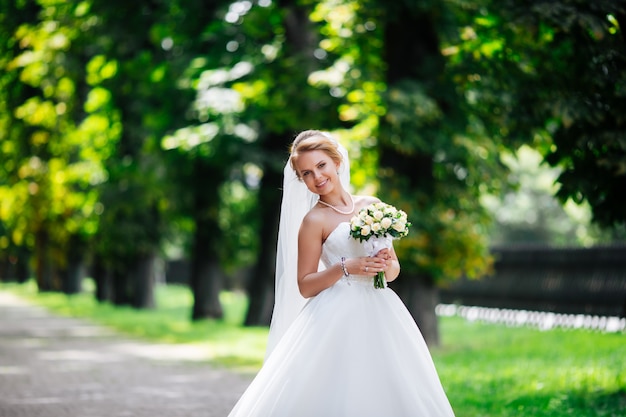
[{"x1": 289, "y1": 130, "x2": 343, "y2": 178}]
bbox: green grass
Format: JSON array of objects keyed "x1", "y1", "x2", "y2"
[
  {"x1": 436, "y1": 317, "x2": 626, "y2": 416},
  {"x1": 2, "y1": 280, "x2": 625, "y2": 416}
]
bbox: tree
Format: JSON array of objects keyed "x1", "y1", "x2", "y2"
[
  {"x1": 451, "y1": 0, "x2": 626, "y2": 228},
  {"x1": 159, "y1": 0, "x2": 260, "y2": 320},
  {"x1": 199, "y1": 0, "x2": 346, "y2": 326},
  {"x1": 523, "y1": 2, "x2": 626, "y2": 228},
  {"x1": 0, "y1": 0, "x2": 41, "y2": 284},
  {"x1": 1, "y1": 0, "x2": 109, "y2": 294},
  {"x1": 162, "y1": 73, "x2": 250, "y2": 319},
  {"x1": 303, "y1": 0, "x2": 500, "y2": 345},
  {"x1": 87, "y1": 0, "x2": 193, "y2": 308},
  {"x1": 376, "y1": 1, "x2": 498, "y2": 346}
]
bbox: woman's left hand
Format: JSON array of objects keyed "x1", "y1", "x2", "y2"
[
  {"x1": 368, "y1": 248, "x2": 390, "y2": 274},
  {"x1": 374, "y1": 248, "x2": 400, "y2": 282},
  {"x1": 375, "y1": 248, "x2": 392, "y2": 261}
]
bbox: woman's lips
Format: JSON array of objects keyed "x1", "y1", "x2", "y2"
[{"x1": 316, "y1": 179, "x2": 328, "y2": 189}]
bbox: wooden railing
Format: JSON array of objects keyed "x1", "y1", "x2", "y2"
[{"x1": 439, "y1": 245, "x2": 626, "y2": 318}]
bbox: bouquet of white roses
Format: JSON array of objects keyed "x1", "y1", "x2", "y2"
[{"x1": 349, "y1": 202, "x2": 411, "y2": 288}]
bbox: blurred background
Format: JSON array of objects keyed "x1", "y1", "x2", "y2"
[{"x1": 1, "y1": 0, "x2": 625, "y2": 348}]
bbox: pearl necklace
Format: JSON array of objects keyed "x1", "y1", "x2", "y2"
[{"x1": 318, "y1": 195, "x2": 355, "y2": 215}]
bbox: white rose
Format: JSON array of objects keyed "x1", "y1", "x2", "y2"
[
  {"x1": 380, "y1": 217, "x2": 392, "y2": 229},
  {"x1": 361, "y1": 225, "x2": 371, "y2": 236},
  {"x1": 373, "y1": 210, "x2": 384, "y2": 220},
  {"x1": 364, "y1": 215, "x2": 374, "y2": 225},
  {"x1": 371, "y1": 223, "x2": 381, "y2": 232},
  {"x1": 392, "y1": 221, "x2": 406, "y2": 233}
]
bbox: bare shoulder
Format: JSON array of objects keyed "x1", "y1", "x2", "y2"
[
  {"x1": 353, "y1": 195, "x2": 381, "y2": 211},
  {"x1": 300, "y1": 207, "x2": 326, "y2": 240}
]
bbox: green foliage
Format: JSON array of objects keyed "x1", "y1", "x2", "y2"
[
  {"x1": 449, "y1": 0, "x2": 626, "y2": 228},
  {"x1": 96, "y1": 162, "x2": 165, "y2": 260},
  {"x1": 1, "y1": 0, "x2": 624, "y2": 308},
  {"x1": 0, "y1": 0, "x2": 109, "y2": 277},
  {"x1": 375, "y1": 3, "x2": 498, "y2": 283},
  {"x1": 309, "y1": 0, "x2": 386, "y2": 190},
  {"x1": 217, "y1": 178, "x2": 260, "y2": 274},
  {"x1": 512, "y1": 2, "x2": 626, "y2": 229}
]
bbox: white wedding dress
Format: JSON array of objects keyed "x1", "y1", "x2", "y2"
[{"x1": 228, "y1": 222, "x2": 455, "y2": 417}]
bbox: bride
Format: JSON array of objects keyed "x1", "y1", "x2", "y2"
[{"x1": 228, "y1": 130, "x2": 455, "y2": 417}]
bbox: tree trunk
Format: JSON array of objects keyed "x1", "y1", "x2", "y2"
[
  {"x1": 110, "y1": 255, "x2": 156, "y2": 309},
  {"x1": 0, "y1": 262, "x2": 8, "y2": 282},
  {"x1": 62, "y1": 234, "x2": 85, "y2": 294},
  {"x1": 15, "y1": 247, "x2": 30, "y2": 284},
  {"x1": 111, "y1": 262, "x2": 133, "y2": 306},
  {"x1": 0, "y1": 251, "x2": 23, "y2": 282},
  {"x1": 380, "y1": 5, "x2": 447, "y2": 346},
  {"x1": 35, "y1": 229, "x2": 55, "y2": 291},
  {"x1": 190, "y1": 246, "x2": 223, "y2": 320},
  {"x1": 389, "y1": 275, "x2": 441, "y2": 347},
  {"x1": 187, "y1": 157, "x2": 224, "y2": 321},
  {"x1": 92, "y1": 254, "x2": 112, "y2": 303},
  {"x1": 131, "y1": 254, "x2": 155, "y2": 309},
  {"x1": 244, "y1": 166, "x2": 283, "y2": 326},
  {"x1": 63, "y1": 261, "x2": 83, "y2": 295},
  {"x1": 190, "y1": 213, "x2": 223, "y2": 321}
]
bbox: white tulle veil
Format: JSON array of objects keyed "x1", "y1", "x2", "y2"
[{"x1": 265, "y1": 132, "x2": 350, "y2": 358}]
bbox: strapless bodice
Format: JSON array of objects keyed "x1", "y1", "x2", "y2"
[{"x1": 321, "y1": 222, "x2": 373, "y2": 285}]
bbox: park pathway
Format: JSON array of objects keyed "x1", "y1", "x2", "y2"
[{"x1": 0, "y1": 291, "x2": 252, "y2": 417}]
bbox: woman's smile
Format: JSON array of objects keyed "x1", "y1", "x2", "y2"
[{"x1": 316, "y1": 179, "x2": 329, "y2": 189}]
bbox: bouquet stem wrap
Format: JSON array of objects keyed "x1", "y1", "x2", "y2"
[{"x1": 363, "y1": 236, "x2": 392, "y2": 288}]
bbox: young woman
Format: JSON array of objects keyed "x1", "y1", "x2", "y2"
[{"x1": 228, "y1": 130, "x2": 455, "y2": 417}]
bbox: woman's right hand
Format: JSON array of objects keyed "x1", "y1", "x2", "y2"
[{"x1": 346, "y1": 256, "x2": 387, "y2": 276}]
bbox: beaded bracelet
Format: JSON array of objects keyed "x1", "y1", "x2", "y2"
[{"x1": 340, "y1": 257, "x2": 349, "y2": 277}]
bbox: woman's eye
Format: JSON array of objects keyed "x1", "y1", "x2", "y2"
[{"x1": 319, "y1": 162, "x2": 326, "y2": 168}]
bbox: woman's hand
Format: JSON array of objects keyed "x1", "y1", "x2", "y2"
[
  {"x1": 346, "y1": 255, "x2": 387, "y2": 276},
  {"x1": 375, "y1": 248, "x2": 392, "y2": 261},
  {"x1": 375, "y1": 247, "x2": 400, "y2": 282},
  {"x1": 374, "y1": 248, "x2": 393, "y2": 277}
]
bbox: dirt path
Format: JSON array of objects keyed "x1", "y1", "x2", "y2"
[{"x1": 0, "y1": 291, "x2": 252, "y2": 417}]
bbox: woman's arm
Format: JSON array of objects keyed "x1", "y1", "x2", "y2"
[
  {"x1": 296, "y1": 215, "x2": 345, "y2": 298},
  {"x1": 297, "y1": 215, "x2": 396, "y2": 297}
]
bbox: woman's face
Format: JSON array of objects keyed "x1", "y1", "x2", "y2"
[{"x1": 295, "y1": 150, "x2": 341, "y2": 196}]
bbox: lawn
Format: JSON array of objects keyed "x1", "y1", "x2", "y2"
[
  {"x1": 437, "y1": 317, "x2": 626, "y2": 416},
  {"x1": 2, "y1": 280, "x2": 625, "y2": 416}
]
